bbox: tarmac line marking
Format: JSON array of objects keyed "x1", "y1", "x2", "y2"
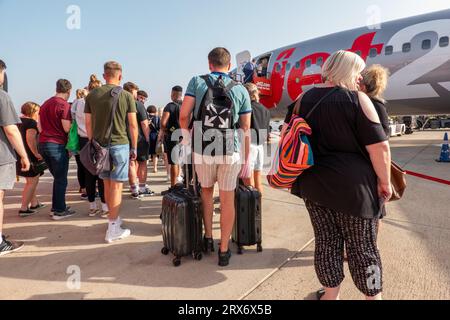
[
  {"x1": 406, "y1": 170, "x2": 450, "y2": 186},
  {"x1": 238, "y1": 237, "x2": 315, "y2": 301}
]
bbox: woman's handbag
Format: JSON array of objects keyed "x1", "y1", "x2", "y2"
[
  {"x1": 389, "y1": 161, "x2": 407, "y2": 202},
  {"x1": 66, "y1": 121, "x2": 80, "y2": 154},
  {"x1": 32, "y1": 160, "x2": 48, "y2": 175}
]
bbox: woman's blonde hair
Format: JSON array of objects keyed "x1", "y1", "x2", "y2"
[
  {"x1": 76, "y1": 88, "x2": 88, "y2": 99},
  {"x1": 322, "y1": 50, "x2": 366, "y2": 91},
  {"x1": 21, "y1": 102, "x2": 40, "y2": 117},
  {"x1": 361, "y1": 64, "x2": 390, "y2": 103},
  {"x1": 244, "y1": 83, "x2": 259, "y2": 102},
  {"x1": 88, "y1": 74, "x2": 102, "y2": 91}
]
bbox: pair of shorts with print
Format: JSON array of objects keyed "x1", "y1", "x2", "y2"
[
  {"x1": 99, "y1": 144, "x2": 130, "y2": 182},
  {"x1": 250, "y1": 144, "x2": 265, "y2": 172},
  {"x1": 194, "y1": 153, "x2": 241, "y2": 192}
]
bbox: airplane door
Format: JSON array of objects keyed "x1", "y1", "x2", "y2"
[{"x1": 236, "y1": 51, "x2": 252, "y2": 83}]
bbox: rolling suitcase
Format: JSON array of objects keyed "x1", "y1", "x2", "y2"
[
  {"x1": 160, "y1": 164, "x2": 203, "y2": 267},
  {"x1": 232, "y1": 181, "x2": 263, "y2": 255}
]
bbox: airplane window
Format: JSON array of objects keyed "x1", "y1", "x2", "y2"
[
  {"x1": 286, "y1": 63, "x2": 291, "y2": 71},
  {"x1": 422, "y1": 39, "x2": 431, "y2": 50},
  {"x1": 295, "y1": 61, "x2": 300, "y2": 69},
  {"x1": 402, "y1": 43, "x2": 411, "y2": 53},
  {"x1": 440, "y1": 36, "x2": 449, "y2": 47},
  {"x1": 385, "y1": 46, "x2": 393, "y2": 55},
  {"x1": 317, "y1": 57, "x2": 323, "y2": 66},
  {"x1": 306, "y1": 59, "x2": 312, "y2": 68},
  {"x1": 276, "y1": 64, "x2": 281, "y2": 73},
  {"x1": 296, "y1": 78, "x2": 300, "y2": 84},
  {"x1": 369, "y1": 48, "x2": 378, "y2": 58},
  {"x1": 355, "y1": 50, "x2": 362, "y2": 57}
]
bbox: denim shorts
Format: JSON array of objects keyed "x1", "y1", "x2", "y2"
[{"x1": 99, "y1": 144, "x2": 130, "y2": 182}]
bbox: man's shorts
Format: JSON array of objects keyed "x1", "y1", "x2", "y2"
[
  {"x1": 100, "y1": 144, "x2": 130, "y2": 182},
  {"x1": 0, "y1": 163, "x2": 17, "y2": 190},
  {"x1": 137, "y1": 140, "x2": 150, "y2": 162},
  {"x1": 250, "y1": 144, "x2": 265, "y2": 172},
  {"x1": 165, "y1": 140, "x2": 181, "y2": 166},
  {"x1": 194, "y1": 153, "x2": 241, "y2": 192}
]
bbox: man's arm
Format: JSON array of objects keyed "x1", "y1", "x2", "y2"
[
  {"x1": 141, "y1": 119, "x2": 150, "y2": 143},
  {"x1": 3, "y1": 125, "x2": 30, "y2": 171},
  {"x1": 128, "y1": 112, "x2": 139, "y2": 158},
  {"x1": 180, "y1": 96, "x2": 195, "y2": 131},
  {"x1": 239, "y1": 113, "x2": 252, "y2": 163},
  {"x1": 61, "y1": 119, "x2": 71, "y2": 133},
  {"x1": 85, "y1": 113, "x2": 92, "y2": 140}
]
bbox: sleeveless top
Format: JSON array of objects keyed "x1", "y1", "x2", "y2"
[{"x1": 285, "y1": 87, "x2": 388, "y2": 219}]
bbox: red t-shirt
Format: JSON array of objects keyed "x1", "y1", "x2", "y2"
[{"x1": 39, "y1": 96, "x2": 72, "y2": 145}]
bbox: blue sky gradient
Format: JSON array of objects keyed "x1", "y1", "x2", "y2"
[{"x1": 1, "y1": 0, "x2": 449, "y2": 109}]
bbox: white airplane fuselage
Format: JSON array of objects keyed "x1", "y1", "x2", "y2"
[{"x1": 245, "y1": 9, "x2": 450, "y2": 116}]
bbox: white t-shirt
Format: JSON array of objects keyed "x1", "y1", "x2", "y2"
[{"x1": 72, "y1": 98, "x2": 87, "y2": 138}]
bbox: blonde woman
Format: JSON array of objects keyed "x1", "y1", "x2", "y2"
[
  {"x1": 243, "y1": 83, "x2": 271, "y2": 194},
  {"x1": 284, "y1": 50, "x2": 391, "y2": 300},
  {"x1": 17, "y1": 102, "x2": 45, "y2": 217},
  {"x1": 361, "y1": 65, "x2": 391, "y2": 137}
]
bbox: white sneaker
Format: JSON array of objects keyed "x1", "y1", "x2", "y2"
[{"x1": 105, "y1": 226, "x2": 131, "y2": 244}]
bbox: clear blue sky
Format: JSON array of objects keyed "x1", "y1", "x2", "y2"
[{"x1": 1, "y1": 0, "x2": 449, "y2": 109}]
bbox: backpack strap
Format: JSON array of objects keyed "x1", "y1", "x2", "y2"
[
  {"x1": 106, "y1": 86, "x2": 123, "y2": 147},
  {"x1": 200, "y1": 75, "x2": 214, "y2": 89}
]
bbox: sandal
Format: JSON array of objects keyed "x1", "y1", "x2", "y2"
[{"x1": 316, "y1": 289, "x2": 326, "y2": 300}]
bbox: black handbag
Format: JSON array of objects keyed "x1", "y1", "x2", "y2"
[{"x1": 32, "y1": 161, "x2": 48, "y2": 174}]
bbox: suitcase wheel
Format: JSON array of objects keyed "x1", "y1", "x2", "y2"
[
  {"x1": 193, "y1": 252, "x2": 203, "y2": 261},
  {"x1": 173, "y1": 257, "x2": 181, "y2": 267},
  {"x1": 257, "y1": 244, "x2": 263, "y2": 253},
  {"x1": 161, "y1": 247, "x2": 170, "y2": 256}
]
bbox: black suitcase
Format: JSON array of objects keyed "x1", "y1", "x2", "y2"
[
  {"x1": 232, "y1": 182, "x2": 263, "y2": 254},
  {"x1": 161, "y1": 166, "x2": 203, "y2": 267}
]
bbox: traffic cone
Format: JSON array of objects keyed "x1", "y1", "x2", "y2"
[{"x1": 436, "y1": 132, "x2": 450, "y2": 163}]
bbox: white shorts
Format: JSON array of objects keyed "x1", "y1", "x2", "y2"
[
  {"x1": 250, "y1": 144, "x2": 264, "y2": 172},
  {"x1": 194, "y1": 153, "x2": 241, "y2": 191}
]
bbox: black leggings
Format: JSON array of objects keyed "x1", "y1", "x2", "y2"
[
  {"x1": 79, "y1": 137, "x2": 105, "y2": 203},
  {"x1": 304, "y1": 200, "x2": 383, "y2": 297},
  {"x1": 75, "y1": 155, "x2": 86, "y2": 190}
]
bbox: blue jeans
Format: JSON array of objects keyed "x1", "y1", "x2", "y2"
[{"x1": 39, "y1": 143, "x2": 69, "y2": 212}]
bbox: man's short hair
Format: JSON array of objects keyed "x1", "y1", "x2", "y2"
[
  {"x1": 104, "y1": 61, "x2": 122, "y2": 78},
  {"x1": 123, "y1": 82, "x2": 139, "y2": 93},
  {"x1": 0, "y1": 59, "x2": 6, "y2": 71},
  {"x1": 208, "y1": 47, "x2": 231, "y2": 68},
  {"x1": 172, "y1": 86, "x2": 183, "y2": 93},
  {"x1": 56, "y1": 79, "x2": 72, "y2": 94},
  {"x1": 137, "y1": 90, "x2": 148, "y2": 98},
  {"x1": 147, "y1": 105, "x2": 157, "y2": 114}
]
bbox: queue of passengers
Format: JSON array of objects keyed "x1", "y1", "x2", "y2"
[{"x1": 0, "y1": 47, "x2": 392, "y2": 300}]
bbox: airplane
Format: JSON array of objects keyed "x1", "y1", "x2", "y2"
[{"x1": 233, "y1": 9, "x2": 450, "y2": 119}]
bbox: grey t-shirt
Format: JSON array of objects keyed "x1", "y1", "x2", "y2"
[{"x1": 0, "y1": 90, "x2": 20, "y2": 165}]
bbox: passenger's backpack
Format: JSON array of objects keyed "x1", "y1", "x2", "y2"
[
  {"x1": 194, "y1": 75, "x2": 238, "y2": 156},
  {"x1": 267, "y1": 87, "x2": 338, "y2": 189}
]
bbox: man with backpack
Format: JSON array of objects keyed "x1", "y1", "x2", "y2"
[
  {"x1": 179, "y1": 47, "x2": 252, "y2": 267},
  {"x1": 161, "y1": 86, "x2": 183, "y2": 187}
]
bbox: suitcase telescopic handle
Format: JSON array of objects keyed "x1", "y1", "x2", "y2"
[{"x1": 184, "y1": 144, "x2": 198, "y2": 197}]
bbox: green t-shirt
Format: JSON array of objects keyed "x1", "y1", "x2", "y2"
[{"x1": 85, "y1": 84, "x2": 137, "y2": 146}]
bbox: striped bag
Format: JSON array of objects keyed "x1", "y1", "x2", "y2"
[
  {"x1": 267, "y1": 87, "x2": 338, "y2": 189},
  {"x1": 267, "y1": 116, "x2": 313, "y2": 189}
]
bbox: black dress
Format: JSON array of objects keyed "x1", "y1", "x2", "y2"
[
  {"x1": 371, "y1": 98, "x2": 390, "y2": 138},
  {"x1": 16, "y1": 117, "x2": 42, "y2": 178},
  {"x1": 287, "y1": 87, "x2": 388, "y2": 219}
]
